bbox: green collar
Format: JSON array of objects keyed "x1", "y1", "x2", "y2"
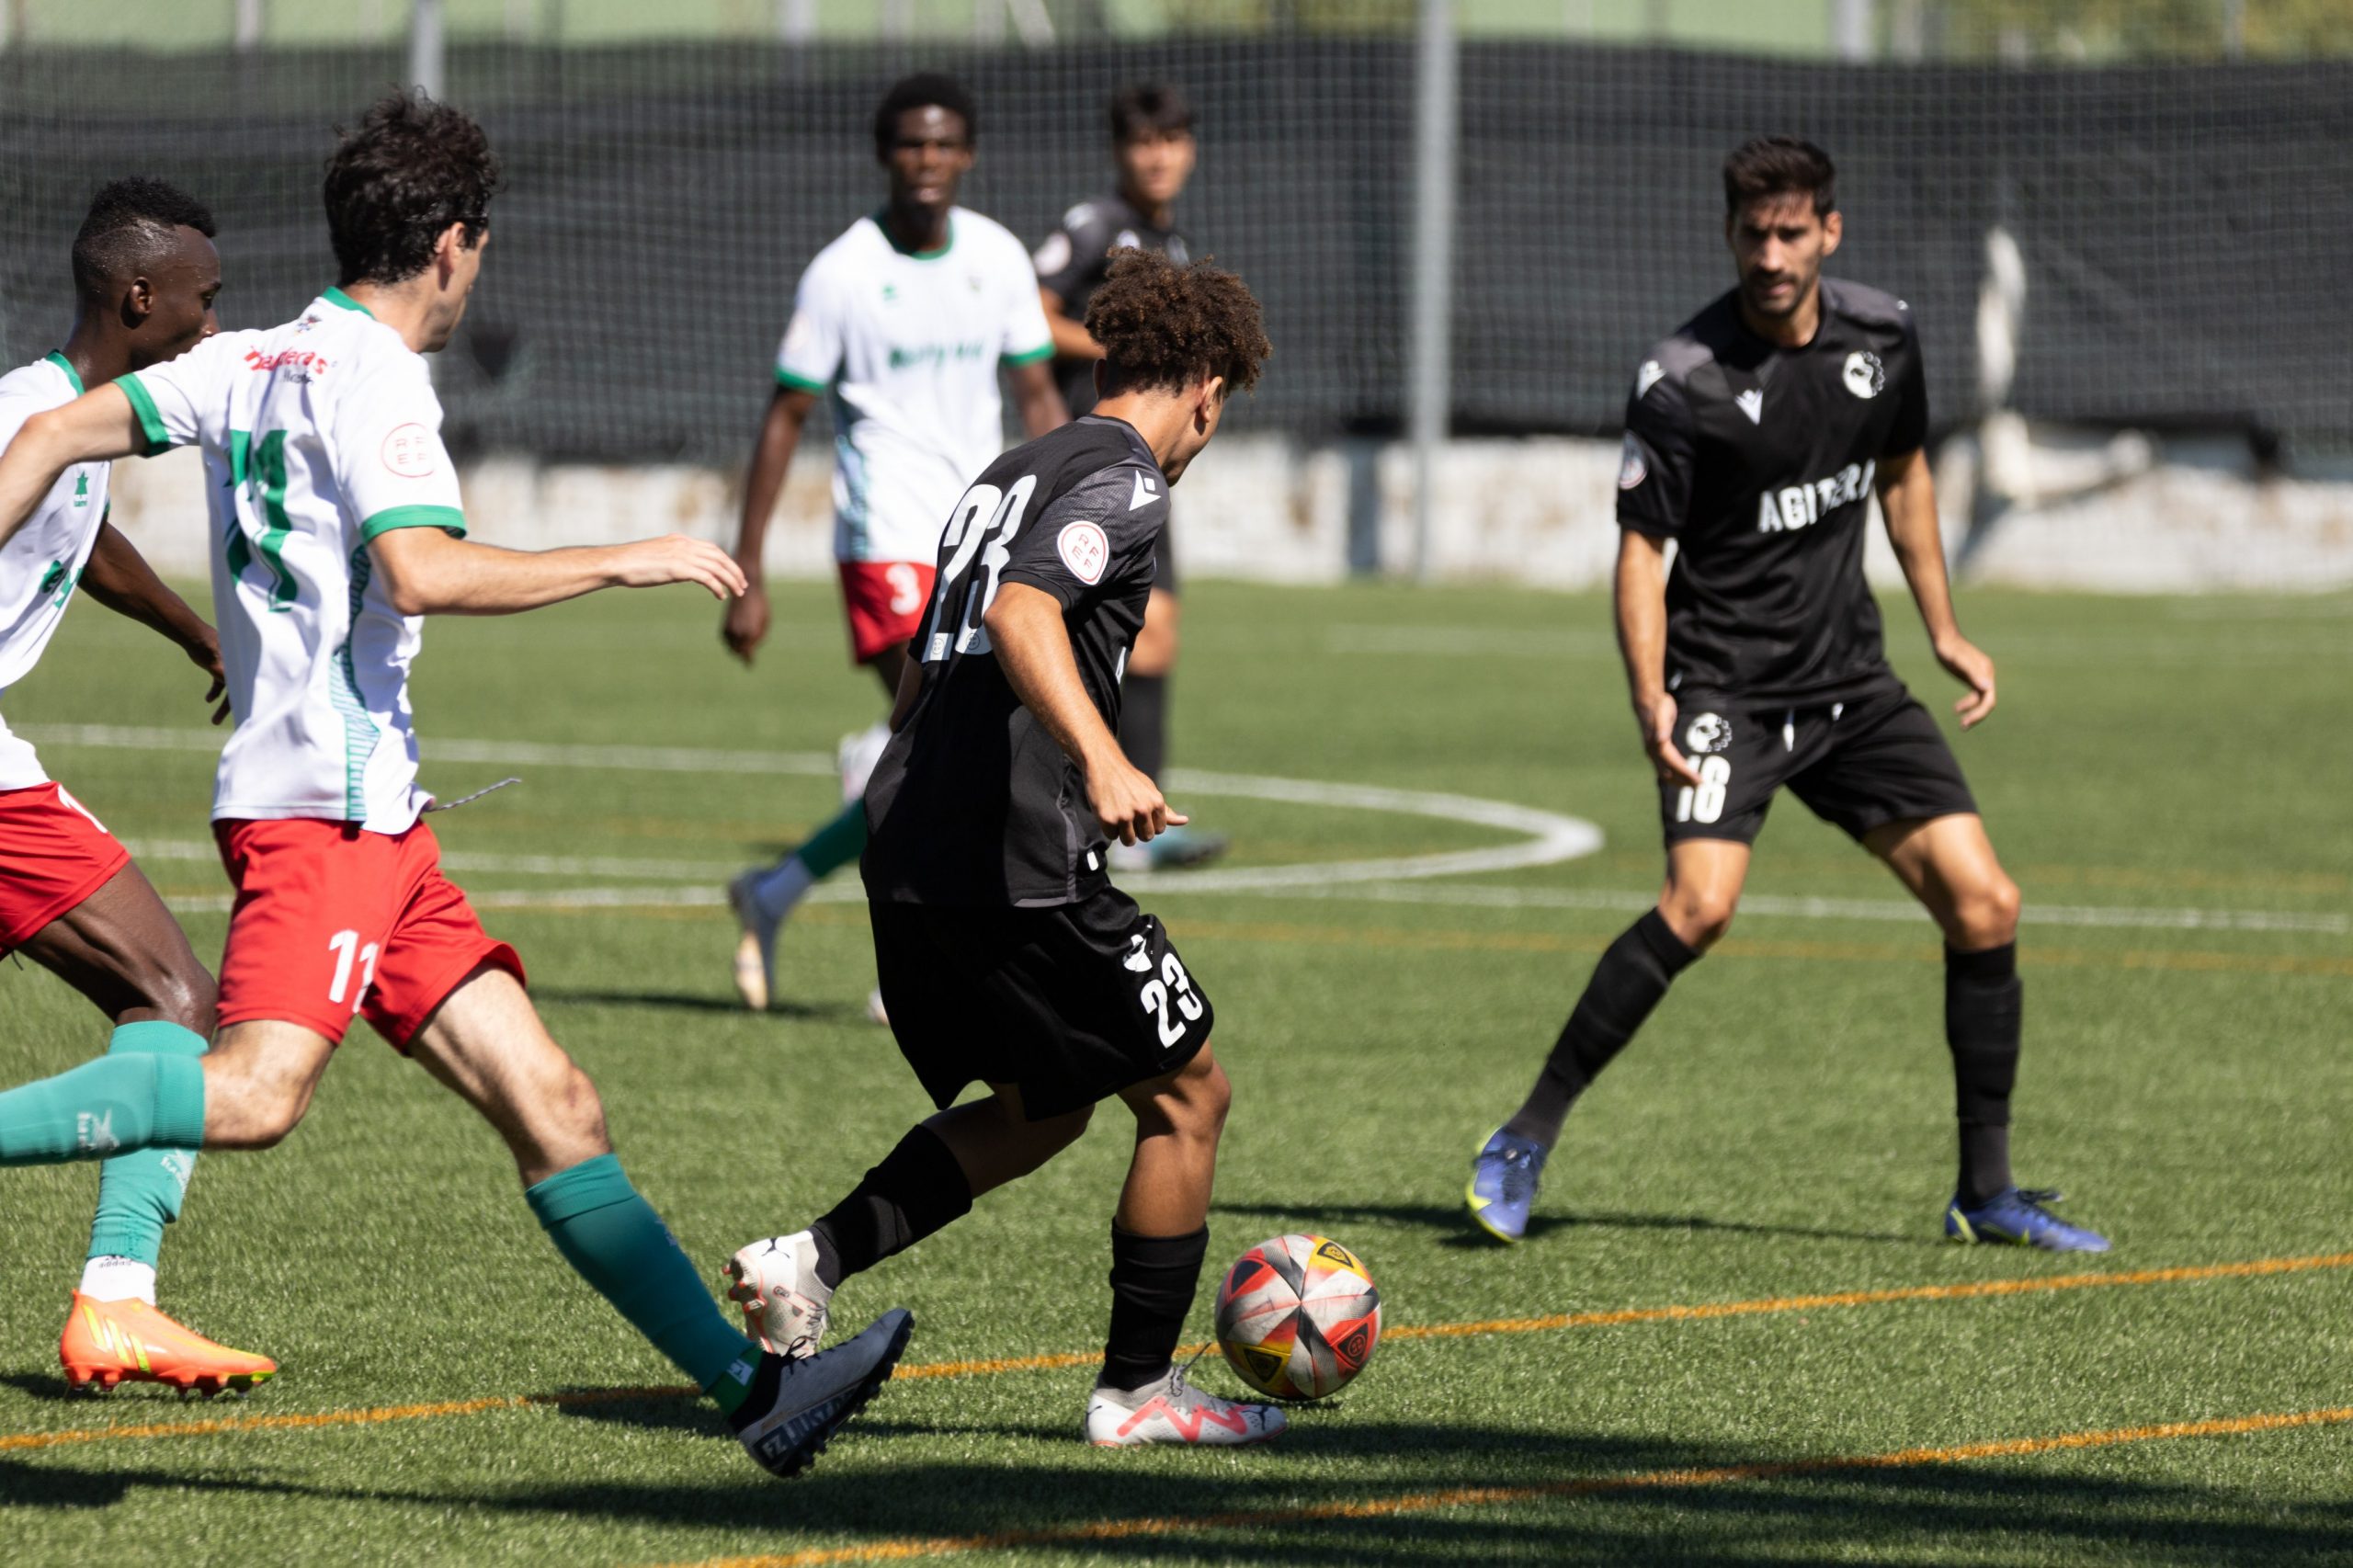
[
  {"x1": 43, "y1": 352, "x2": 85, "y2": 395},
  {"x1": 322, "y1": 285, "x2": 375, "y2": 318},
  {"x1": 873, "y1": 209, "x2": 954, "y2": 261}
]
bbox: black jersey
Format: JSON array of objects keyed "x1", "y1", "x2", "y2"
[
  {"x1": 1618, "y1": 278, "x2": 1929, "y2": 707},
  {"x1": 1033, "y1": 194, "x2": 1192, "y2": 415},
  {"x1": 862, "y1": 415, "x2": 1169, "y2": 907}
]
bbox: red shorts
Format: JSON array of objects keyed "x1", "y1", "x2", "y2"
[
  {"x1": 0, "y1": 782, "x2": 132, "y2": 953},
  {"x1": 837, "y1": 561, "x2": 937, "y2": 665},
  {"x1": 214, "y1": 817, "x2": 523, "y2": 1050}
]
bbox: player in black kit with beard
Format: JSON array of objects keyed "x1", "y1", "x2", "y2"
[
  {"x1": 725, "y1": 252, "x2": 1291, "y2": 1449},
  {"x1": 1466, "y1": 137, "x2": 2109, "y2": 1254}
]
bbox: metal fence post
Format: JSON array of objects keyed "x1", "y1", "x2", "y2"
[
  {"x1": 409, "y1": 0, "x2": 446, "y2": 99},
  {"x1": 1408, "y1": 0, "x2": 1457, "y2": 582}
]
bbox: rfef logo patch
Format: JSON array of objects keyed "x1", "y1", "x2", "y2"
[
  {"x1": 1618, "y1": 432, "x2": 1647, "y2": 491},
  {"x1": 1057, "y1": 520, "x2": 1109, "y2": 584},
  {"x1": 381, "y1": 423, "x2": 437, "y2": 478}
]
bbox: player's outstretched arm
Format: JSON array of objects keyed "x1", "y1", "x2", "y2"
[
  {"x1": 81, "y1": 522, "x2": 229, "y2": 723},
  {"x1": 983, "y1": 581, "x2": 1184, "y2": 846},
  {"x1": 1876, "y1": 447, "x2": 1995, "y2": 728},
  {"x1": 369, "y1": 526, "x2": 745, "y2": 618},
  {"x1": 1008, "y1": 359, "x2": 1070, "y2": 438},
  {"x1": 1614, "y1": 528, "x2": 1700, "y2": 787},
  {"x1": 0, "y1": 386, "x2": 144, "y2": 551},
  {"x1": 722, "y1": 386, "x2": 816, "y2": 665}
]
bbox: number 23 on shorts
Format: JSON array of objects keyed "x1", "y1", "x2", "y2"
[{"x1": 1139, "y1": 951, "x2": 1205, "y2": 1049}]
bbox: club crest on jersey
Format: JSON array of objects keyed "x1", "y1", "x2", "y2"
[
  {"x1": 1057, "y1": 520, "x2": 1110, "y2": 584},
  {"x1": 1684, "y1": 713, "x2": 1733, "y2": 756},
  {"x1": 1617, "y1": 432, "x2": 1647, "y2": 491},
  {"x1": 1844, "y1": 350, "x2": 1886, "y2": 399}
]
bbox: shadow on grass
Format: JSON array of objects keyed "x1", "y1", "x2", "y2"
[
  {"x1": 0, "y1": 1455, "x2": 336, "y2": 1510},
  {"x1": 1213, "y1": 1199, "x2": 1923, "y2": 1249},
  {"x1": 0, "y1": 1373, "x2": 83, "y2": 1403},
  {"x1": 531, "y1": 987, "x2": 853, "y2": 1022}
]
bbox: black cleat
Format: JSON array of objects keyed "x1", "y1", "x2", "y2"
[{"x1": 729, "y1": 1307, "x2": 913, "y2": 1479}]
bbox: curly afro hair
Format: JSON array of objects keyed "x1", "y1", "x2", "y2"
[
  {"x1": 1085, "y1": 251, "x2": 1269, "y2": 399},
  {"x1": 324, "y1": 90, "x2": 502, "y2": 287}
]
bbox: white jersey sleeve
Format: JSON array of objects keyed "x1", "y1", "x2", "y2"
[
  {"x1": 119, "y1": 331, "x2": 245, "y2": 456},
  {"x1": 997, "y1": 236, "x2": 1054, "y2": 366},
  {"x1": 775, "y1": 262, "x2": 847, "y2": 394},
  {"x1": 332, "y1": 352, "x2": 465, "y2": 539}
]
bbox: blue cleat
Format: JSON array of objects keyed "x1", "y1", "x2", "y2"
[
  {"x1": 1946, "y1": 1187, "x2": 2110, "y2": 1253},
  {"x1": 1466, "y1": 1128, "x2": 1549, "y2": 1244}
]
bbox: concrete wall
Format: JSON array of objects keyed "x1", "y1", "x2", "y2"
[{"x1": 106, "y1": 430, "x2": 2353, "y2": 595}]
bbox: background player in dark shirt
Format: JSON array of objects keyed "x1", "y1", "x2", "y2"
[
  {"x1": 1034, "y1": 83, "x2": 1223, "y2": 872},
  {"x1": 725, "y1": 253, "x2": 1289, "y2": 1449},
  {"x1": 1467, "y1": 137, "x2": 2108, "y2": 1254}
]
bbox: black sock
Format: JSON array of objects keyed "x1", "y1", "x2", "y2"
[
  {"x1": 1100, "y1": 1223, "x2": 1208, "y2": 1393},
  {"x1": 1120, "y1": 673, "x2": 1168, "y2": 783},
  {"x1": 807, "y1": 1125, "x2": 972, "y2": 1290},
  {"x1": 1947, "y1": 942, "x2": 2021, "y2": 1205},
  {"x1": 1502, "y1": 910, "x2": 1699, "y2": 1147}
]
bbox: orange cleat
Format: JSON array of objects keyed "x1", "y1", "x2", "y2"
[{"x1": 60, "y1": 1293, "x2": 277, "y2": 1395}]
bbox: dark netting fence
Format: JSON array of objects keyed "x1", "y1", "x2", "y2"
[{"x1": 2, "y1": 40, "x2": 2347, "y2": 461}]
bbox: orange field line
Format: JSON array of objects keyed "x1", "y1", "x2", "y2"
[
  {"x1": 661, "y1": 1404, "x2": 2353, "y2": 1568},
  {"x1": 4, "y1": 1251, "x2": 2347, "y2": 1456}
]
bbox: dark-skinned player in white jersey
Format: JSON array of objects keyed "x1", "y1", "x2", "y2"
[
  {"x1": 1467, "y1": 137, "x2": 2108, "y2": 1253},
  {"x1": 723, "y1": 252, "x2": 1291, "y2": 1449}
]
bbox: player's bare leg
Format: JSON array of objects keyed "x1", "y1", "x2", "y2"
[{"x1": 23, "y1": 863, "x2": 279, "y2": 1393}]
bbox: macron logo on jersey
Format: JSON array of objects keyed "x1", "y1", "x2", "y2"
[
  {"x1": 1635, "y1": 360, "x2": 1666, "y2": 400},
  {"x1": 1129, "y1": 472, "x2": 1159, "y2": 511},
  {"x1": 1756, "y1": 460, "x2": 1876, "y2": 533},
  {"x1": 1734, "y1": 388, "x2": 1765, "y2": 425}
]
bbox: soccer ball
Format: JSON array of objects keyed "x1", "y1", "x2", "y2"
[{"x1": 1213, "y1": 1233, "x2": 1381, "y2": 1401}]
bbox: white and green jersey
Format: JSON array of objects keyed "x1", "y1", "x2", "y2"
[
  {"x1": 120, "y1": 289, "x2": 466, "y2": 833},
  {"x1": 0, "y1": 354, "x2": 111, "y2": 790},
  {"x1": 776, "y1": 207, "x2": 1053, "y2": 564}
]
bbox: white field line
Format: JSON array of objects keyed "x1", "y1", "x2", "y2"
[{"x1": 42, "y1": 727, "x2": 2343, "y2": 936}]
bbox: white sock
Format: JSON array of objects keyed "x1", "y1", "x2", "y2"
[
  {"x1": 79, "y1": 1256, "x2": 157, "y2": 1305},
  {"x1": 753, "y1": 856, "x2": 816, "y2": 923}
]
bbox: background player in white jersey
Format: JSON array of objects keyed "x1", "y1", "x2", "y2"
[
  {"x1": 0, "y1": 176, "x2": 278, "y2": 1393},
  {"x1": 0, "y1": 93, "x2": 909, "y2": 1478},
  {"x1": 721, "y1": 72, "x2": 1066, "y2": 1016}
]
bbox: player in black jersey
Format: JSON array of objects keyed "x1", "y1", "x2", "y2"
[
  {"x1": 1467, "y1": 137, "x2": 2109, "y2": 1254},
  {"x1": 724, "y1": 252, "x2": 1288, "y2": 1448},
  {"x1": 1033, "y1": 82, "x2": 1224, "y2": 873}
]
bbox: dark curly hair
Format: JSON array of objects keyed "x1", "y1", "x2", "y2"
[
  {"x1": 324, "y1": 90, "x2": 502, "y2": 287},
  {"x1": 872, "y1": 72, "x2": 976, "y2": 154},
  {"x1": 1722, "y1": 135, "x2": 1836, "y2": 217},
  {"x1": 72, "y1": 177, "x2": 215, "y2": 302},
  {"x1": 1085, "y1": 251, "x2": 1269, "y2": 398}
]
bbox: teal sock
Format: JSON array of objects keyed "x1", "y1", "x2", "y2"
[
  {"x1": 0, "y1": 1051, "x2": 205, "y2": 1166},
  {"x1": 525, "y1": 1153, "x2": 759, "y2": 1410},
  {"x1": 86, "y1": 1023, "x2": 210, "y2": 1267},
  {"x1": 798, "y1": 799, "x2": 869, "y2": 880}
]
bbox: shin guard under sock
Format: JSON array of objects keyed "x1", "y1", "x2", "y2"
[
  {"x1": 1947, "y1": 943, "x2": 2022, "y2": 1203},
  {"x1": 85, "y1": 1022, "x2": 210, "y2": 1267},
  {"x1": 1503, "y1": 910, "x2": 1699, "y2": 1147},
  {"x1": 1099, "y1": 1223, "x2": 1209, "y2": 1392},
  {"x1": 808, "y1": 1125, "x2": 972, "y2": 1290},
  {"x1": 1120, "y1": 673, "x2": 1168, "y2": 783},
  {"x1": 525, "y1": 1154, "x2": 758, "y2": 1407},
  {"x1": 0, "y1": 1051, "x2": 205, "y2": 1166}
]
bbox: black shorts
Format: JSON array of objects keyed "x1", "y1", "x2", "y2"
[
  {"x1": 869, "y1": 886, "x2": 1212, "y2": 1120},
  {"x1": 1658, "y1": 681, "x2": 1977, "y2": 847}
]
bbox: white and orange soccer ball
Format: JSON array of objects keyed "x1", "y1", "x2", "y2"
[{"x1": 1213, "y1": 1233, "x2": 1381, "y2": 1401}]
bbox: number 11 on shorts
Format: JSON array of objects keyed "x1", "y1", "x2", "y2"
[{"x1": 327, "y1": 928, "x2": 379, "y2": 1010}]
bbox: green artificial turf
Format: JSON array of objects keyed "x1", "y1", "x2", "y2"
[{"x1": 0, "y1": 577, "x2": 2347, "y2": 1565}]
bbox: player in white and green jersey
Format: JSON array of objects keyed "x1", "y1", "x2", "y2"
[
  {"x1": 0, "y1": 93, "x2": 911, "y2": 1478},
  {"x1": 721, "y1": 72, "x2": 1066, "y2": 1017}
]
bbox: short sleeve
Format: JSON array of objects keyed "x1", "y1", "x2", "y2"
[
  {"x1": 117, "y1": 334, "x2": 239, "y2": 457},
  {"x1": 1616, "y1": 362, "x2": 1697, "y2": 537},
  {"x1": 1033, "y1": 204, "x2": 1106, "y2": 303},
  {"x1": 1881, "y1": 311, "x2": 1929, "y2": 457},
  {"x1": 335, "y1": 354, "x2": 465, "y2": 540},
  {"x1": 1000, "y1": 239, "x2": 1055, "y2": 367},
  {"x1": 999, "y1": 464, "x2": 1165, "y2": 608},
  {"x1": 774, "y1": 264, "x2": 844, "y2": 394}
]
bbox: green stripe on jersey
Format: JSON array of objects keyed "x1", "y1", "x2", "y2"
[
  {"x1": 116, "y1": 375, "x2": 173, "y2": 456},
  {"x1": 1002, "y1": 343, "x2": 1054, "y2": 367},
  {"x1": 322, "y1": 286, "x2": 375, "y2": 317},
  {"x1": 42, "y1": 352, "x2": 85, "y2": 395},
  {"x1": 775, "y1": 367, "x2": 830, "y2": 394},
  {"x1": 359, "y1": 504, "x2": 467, "y2": 541}
]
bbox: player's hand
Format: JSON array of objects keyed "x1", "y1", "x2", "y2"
[
  {"x1": 183, "y1": 625, "x2": 230, "y2": 726},
  {"x1": 722, "y1": 580, "x2": 770, "y2": 665},
  {"x1": 1638, "y1": 692, "x2": 1701, "y2": 787},
  {"x1": 1086, "y1": 755, "x2": 1188, "y2": 846},
  {"x1": 1935, "y1": 633, "x2": 1997, "y2": 729},
  {"x1": 609, "y1": 535, "x2": 747, "y2": 601}
]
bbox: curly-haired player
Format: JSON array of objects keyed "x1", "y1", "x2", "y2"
[
  {"x1": 0, "y1": 91, "x2": 910, "y2": 1478},
  {"x1": 725, "y1": 252, "x2": 1282, "y2": 1449}
]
